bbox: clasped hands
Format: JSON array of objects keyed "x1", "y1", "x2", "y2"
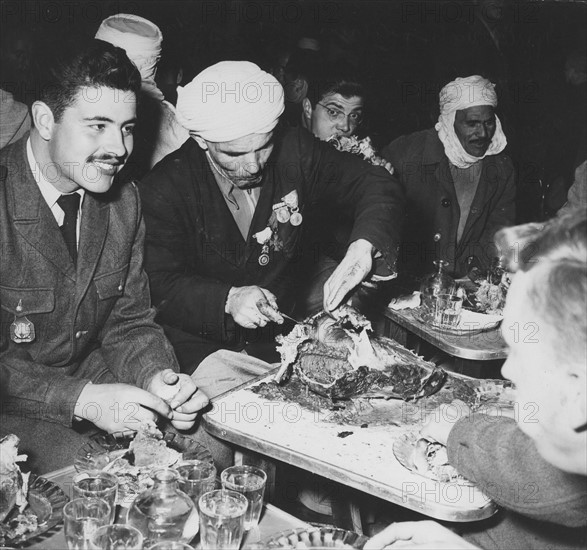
[{"x1": 74, "y1": 369, "x2": 209, "y2": 434}]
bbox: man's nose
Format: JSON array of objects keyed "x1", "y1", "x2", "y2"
[
  {"x1": 336, "y1": 115, "x2": 352, "y2": 134},
  {"x1": 105, "y1": 129, "x2": 129, "y2": 158}
]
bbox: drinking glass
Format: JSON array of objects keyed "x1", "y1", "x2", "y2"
[
  {"x1": 430, "y1": 293, "x2": 463, "y2": 327},
  {"x1": 88, "y1": 524, "x2": 143, "y2": 549},
  {"x1": 73, "y1": 471, "x2": 118, "y2": 523},
  {"x1": 177, "y1": 460, "x2": 217, "y2": 507},
  {"x1": 198, "y1": 489, "x2": 248, "y2": 550},
  {"x1": 63, "y1": 497, "x2": 111, "y2": 550},
  {"x1": 220, "y1": 465, "x2": 266, "y2": 530}
]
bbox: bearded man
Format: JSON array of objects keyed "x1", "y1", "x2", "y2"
[
  {"x1": 383, "y1": 75, "x2": 516, "y2": 277},
  {"x1": 138, "y1": 61, "x2": 404, "y2": 373}
]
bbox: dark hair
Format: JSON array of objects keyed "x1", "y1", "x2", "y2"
[
  {"x1": 305, "y1": 61, "x2": 365, "y2": 106},
  {"x1": 37, "y1": 37, "x2": 141, "y2": 122}
]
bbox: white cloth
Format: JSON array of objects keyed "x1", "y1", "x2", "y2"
[
  {"x1": 95, "y1": 13, "x2": 164, "y2": 101},
  {"x1": 434, "y1": 75, "x2": 507, "y2": 168},
  {"x1": 176, "y1": 61, "x2": 284, "y2": 142}
]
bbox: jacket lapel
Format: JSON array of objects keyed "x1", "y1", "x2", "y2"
[{"x1": 10, "y1": 143, "x2": 76, "y2": 280}]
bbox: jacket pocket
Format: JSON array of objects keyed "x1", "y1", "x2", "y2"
[
  {"x1": 94, "y1": 265, "x2": 129, "y2": 300},
  {"x1": 0, "y1": 286, "x2": 55, "y2": 315}
]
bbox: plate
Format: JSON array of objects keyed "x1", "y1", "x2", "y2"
[
  {"x1": 414, "y1": 308, "x2": 503, "y2": 335},
  {"x1": 392, "y1": 432, "x2": 474, "y2": 486},
  {"x1": 74, "y1": 431, "x2": 213, "y2": 505},
  {"x1": 0, "y1": 474, "x2": 69, "y2": 547},
  {"x1": 261, "y1": 525, "x2": 369, "y2": 548}
]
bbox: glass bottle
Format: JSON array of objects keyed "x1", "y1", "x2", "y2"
[
  {"x1": 126, "y1": 468, "x2": 198, "y2": 547},
  {"x1": 488, "y1": 256, "x2": 506, "y2": 285},
  {"x1": 419, "y1": 260, "x2": 456, "y2": 297}
]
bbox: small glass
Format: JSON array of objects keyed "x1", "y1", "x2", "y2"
[
  {"x1": 88, "y1": 524, "x2": 143, "y2": 549},
  {"x1": 63, "y1": 497, "x2": 111, "y2": 550},
  {"x1": 220, "y1": 465, "x2": 266, "y2": 530},
  {"x1": 198, "y1": 489, "x2": 248, "y2": 550},
  {"x1": 424, "y1": 293, "x2": 463, "y2": 327},
  {"x1": 73, "y1": 471, "x2": 118, "y2": 523},
  {"x1": 177, "y1": 460, "x2": 217, "y2": 508}
]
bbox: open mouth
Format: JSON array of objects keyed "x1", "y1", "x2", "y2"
[{"x1": 89, "y1": 160, "x2": 121, "y2": 176}]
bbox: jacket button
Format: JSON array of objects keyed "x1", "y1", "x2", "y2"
[
  {"x1": 118, "y1": 284, "x2": 123, "y2": 291},
  {"x1": 433, "y1": 232, "x2": 442, "y2": 242},
  {"x1": 441, "y1": 198, "x2": 451, "y2": 208},
  {"x1": 75, "y1": 331, "x2": 83, "y2": 339}
]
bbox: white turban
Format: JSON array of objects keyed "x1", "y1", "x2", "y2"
[
  {"x1": 95, "y1": 13, "x2": 164, "y2": 101},
  {"x1": 176, "y1": 61, "x2": 284, "y2": 142},
  {"x1": 435, "y1": 75, "x2": 507, "y2": 168}
]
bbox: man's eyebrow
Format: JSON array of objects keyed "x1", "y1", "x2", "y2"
[
  {"x1": 324, "y1": 101, "x2": 362, "y2": 111},
  {"x1": 83, "y1": 116, "x2": 137, "y2": 125}
]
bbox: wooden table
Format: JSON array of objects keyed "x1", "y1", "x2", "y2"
[
  {"x1": 381, "y1": 307, "x2": 508, "y2": 362},
  {"x1": 27, "y1": 465, "x2": 313, "y2": 549},
  {"x1": 203, "y1": 374, "x2": 498, "y2": 524}
]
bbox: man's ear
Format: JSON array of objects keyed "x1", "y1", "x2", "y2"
[
  {"x1": 31, "y1": 101, "x2": 55, "y2": 141},
  {"x1": 191, "y1": 135, "x2": 208, "y2": 151},
  {"x1": 302, "y1": 97, "x2": 313, "y2": 123}
]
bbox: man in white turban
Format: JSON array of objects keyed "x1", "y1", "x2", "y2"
[
  {"x1": 383, "y1": 75, "x2": 515, "y2": 277},
  {"x1": 96, "y1": 13, "x2": 188, "y2": 176},
  {"x1": 138, "y1": 60, "x2": 404, "y2": 373}
]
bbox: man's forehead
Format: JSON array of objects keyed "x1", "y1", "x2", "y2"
[
  {"x1": 213, "y1": 131, "x2": 273, "y2": 153},
  {"x1": 320, "y1": 93, "x2": 364, "y2": 110},
  {"x1": 71, "y1": 86, "x2": 137, "y2": 109},
  {"x1": 457, "y1": 105, "x2": 495, "y2": 120}
]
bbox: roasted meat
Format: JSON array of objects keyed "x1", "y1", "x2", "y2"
[{"x1": 275, "y1": 307, "x2": 446, "y2": 400}]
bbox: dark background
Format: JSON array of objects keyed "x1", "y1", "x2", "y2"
[{"x1": 1, "y1": 0, "x2": 586, "y2": 222}]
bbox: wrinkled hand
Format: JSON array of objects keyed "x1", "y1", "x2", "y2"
[
  {"x1": 225, "y1": 286, "x2": 283, "y2": 329},
  {"x1": 323, "y1": 239, "x2": 374, "y2": 311},
  {"x1": 364, "y1": 521, "x2": 479, "y2": 549},
  {"x1": 149, "y1": 369, "x2": 210, "y2": 431},
  {"x1": 74, "y1": 382, "x2": 172, "y2": 434},
  {"x1": 420, "y1": 400, "x2": 472, "y2": 446}
]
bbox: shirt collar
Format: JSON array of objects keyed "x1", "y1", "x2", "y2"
[{"x1": 26, "y1": 137, "x2": 85, "y2": 208}]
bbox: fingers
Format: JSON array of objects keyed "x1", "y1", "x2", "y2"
[
  {"x1": 173, "y1": 388, "x2": 210, "y2": 415},
  {"x1": 364, "y1": 521, "x2": 442, "y2": 549},
  {"x1": 161, "y1": 369, "x2": 179, "y2": 385},
  {"x1": 129, "y1": 386, "x2": 173, "y2": 420}
]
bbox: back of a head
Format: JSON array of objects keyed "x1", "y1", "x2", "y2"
[
  {"x1": 36, "y1": 37, "x2": 141, "y2": 122},
  {"x1": 497, "y1": 209, "x2": 587, "y2": 365}
]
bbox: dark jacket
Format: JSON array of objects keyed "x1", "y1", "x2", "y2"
[
  {"x1": 139, "y1": 126, "x2": 404, "y2": 364},
  {"x1": 0, "y1": 136, "x2": 179, "y2": 426},
  {"x1": 382, "y1": 128, "x2": 516, "y2": 277}
]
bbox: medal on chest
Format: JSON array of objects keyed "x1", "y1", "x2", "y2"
[
  {"x1": 10, "y1": 300, "x2": 35, "y2": 343},
  {"x1": 253, "y1": 226, "x2": 273, "y2": 266},
  {"x1": 273, "y1": 190, "x2": 303, "y2": 226}
]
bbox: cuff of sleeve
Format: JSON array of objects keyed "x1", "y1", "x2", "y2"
[{"x1": 43, "y1": 378, "x2": 92, "y2": 427}]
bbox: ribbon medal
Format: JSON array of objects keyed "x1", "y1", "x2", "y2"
[
  {"x1": 10, "y1": 300, "x2": 35, "y2": 343},
  {"x1": 282, "y1": 190, "x2": 303, "y2": 226},
  {"x1": 253, "y1": 227, "x2": 273, "y2": 266}
]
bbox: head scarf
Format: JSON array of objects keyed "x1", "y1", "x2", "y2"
[
  {"x1": 95, "y1": 13, "x2": 164, "y2": 101},
  {"x1": 435, "y1": 75, "x2": 507, "y2": 168},
  {"x1": 176, "y1": 61, "x2": 284, "y2": 142}
]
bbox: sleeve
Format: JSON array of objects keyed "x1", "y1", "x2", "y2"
[
  {"x1": 95, "y1": 185, "x2": 181, "y2": 389},
  {"x1": 298, "y1": 131, "x2": 405, "y2": 277},
  {"x1": 0, "y1": 350, "x2": 90, "y2": 427},
  {"x1": 448, "y1": 414, "x2": 587, "y2": 527},
  {"x1": 139, "y1": 169, "x2": 234, "y2": 341}
]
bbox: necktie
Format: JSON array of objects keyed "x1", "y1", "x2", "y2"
[{"x1": 57, "y1": 193, "x2": 81, "y2": 264}]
